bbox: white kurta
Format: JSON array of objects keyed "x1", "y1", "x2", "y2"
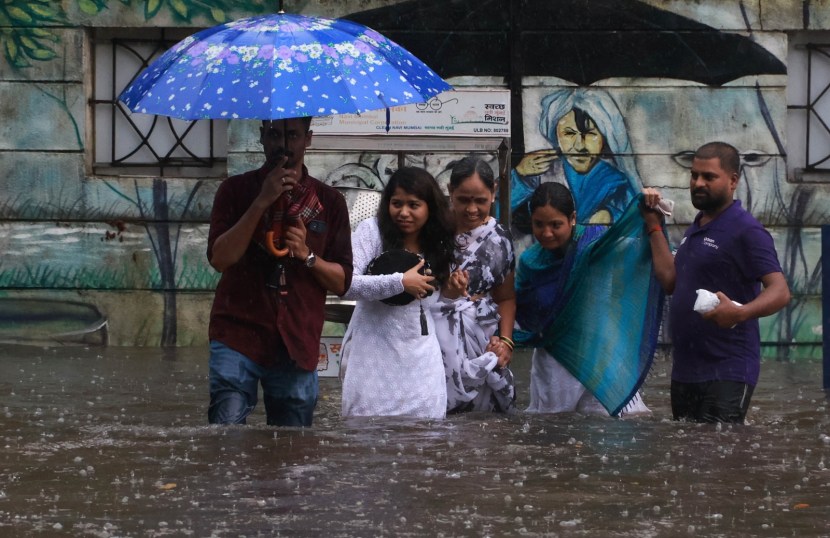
[{"x1": 340, "y1": 218, "x2": 447, "y2": 419}]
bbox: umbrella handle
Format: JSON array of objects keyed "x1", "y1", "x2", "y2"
[
  {"x1": 265, "y1": 189, "x2": 292, "y2": 258},
  {"x1": 265, "y1": 229, "x2": 290, "y2": 258}
]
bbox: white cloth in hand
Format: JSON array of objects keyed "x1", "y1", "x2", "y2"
[
  {"x1": 693, "y1": 289, "x2": 720, "y2": 313},
  {"x1": 693, "y1": 289, "x2": 743, "y2": 313},
  {"x1": 693, "y1": 289, "x2": 742, "y2": 328}
]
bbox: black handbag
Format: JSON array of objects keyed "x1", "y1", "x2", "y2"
[
  {"x1": 366, "y1": 249, "x2": 432, "y2": 306},
  {"x1": 366, "y1": 249, "x2": 432, "y2": 335}
]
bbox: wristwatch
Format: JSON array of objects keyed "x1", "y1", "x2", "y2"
[{"x1": 304, "y1": 251, "x2": 317, "y2": 268}]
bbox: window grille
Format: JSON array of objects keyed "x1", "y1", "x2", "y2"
[
  {"x1": 91, "y1": 29, "x2": 228, "y2": 178},
  {"x1": 787, "y1": 39, "x2": 830, "y2": 181}
]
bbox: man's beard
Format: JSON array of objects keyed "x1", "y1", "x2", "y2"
[{"x1": 691, "y1": 190, "x2": 725, "y2": 211}]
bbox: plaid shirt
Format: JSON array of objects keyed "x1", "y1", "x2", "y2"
[{"x1": 207, "y1": 165, "x2": 353, "y2": 370}]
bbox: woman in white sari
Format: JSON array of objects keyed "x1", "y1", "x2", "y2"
[{"x1": 432, "y1": 157, "x2": 516, "y2": 413}]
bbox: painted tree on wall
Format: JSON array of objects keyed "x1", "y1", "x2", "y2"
[
  {"x1": 0, "y1": 2, "x2": 60, "y2": 67},
  {"x1": 2, "y1": 0, "x2": 268, "y2": 68},
  {"x1": 78, "y1": 0, "x2": 270, "y2": 22},
  {"x1": 1, "y1": 0, "x2": 265, "y2": 345},
  {"x1": 100, "y1": 178, "x2": 210, "y2": 346}
]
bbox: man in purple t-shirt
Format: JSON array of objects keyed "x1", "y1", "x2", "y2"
[{"x1": 641, "y1": 141, "x2": 790, "y2": 423}]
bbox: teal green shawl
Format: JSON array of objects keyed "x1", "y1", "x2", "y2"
[{"x1": 515, "y1": 195, "x2": 664, "y2": 416}]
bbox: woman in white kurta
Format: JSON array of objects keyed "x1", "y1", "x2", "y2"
[{"x1": 341, "y1": 167, "x2": 456, "y2": 419}]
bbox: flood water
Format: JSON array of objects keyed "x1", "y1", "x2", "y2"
[{"x1": 1, "y1": 344, "x2": 829, "y2": 537}]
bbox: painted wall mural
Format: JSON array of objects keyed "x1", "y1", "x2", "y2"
[
  {"x1": 1, "y1": 0, "x2": 264, "y2": 346},
  {"x1": 1, "y1": 1, "x2": 268, "y2": 68},
  {"x1": 509, "y1": 88, "x2": 642, "y2": 232},
  {"x1": 344, "y1": 0, "x2": 822, "y2": 360},
  {"x1": 0, "y1": 0, "x2": 826, "y2": 358}
]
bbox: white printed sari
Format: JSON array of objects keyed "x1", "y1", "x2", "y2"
[{"x1": 431, "y1": 218, "x2": 516, "y2": 413}]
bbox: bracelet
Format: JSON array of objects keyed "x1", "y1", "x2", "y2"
[
  {"x1": 499, "y1": 335, "x2": 515, "y2": 351},
  {"x1": 647, "y1": 225, "x2": 663, "y2": 235}
]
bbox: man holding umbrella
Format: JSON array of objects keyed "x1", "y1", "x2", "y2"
[{"x1": 206, "y1": 117, "x2": 353, "y2": 427}]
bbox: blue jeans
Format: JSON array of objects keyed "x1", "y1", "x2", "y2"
[{"x1": 208, "y1": 341, "x2": 318, "y2": 427}]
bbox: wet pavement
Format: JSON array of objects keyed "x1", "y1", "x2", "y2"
[{"x1": 1, "y1": 344, "x2": 829, "y2": 537}]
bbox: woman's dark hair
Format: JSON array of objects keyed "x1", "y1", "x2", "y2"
[
  {"x1": 377, "y1": 167, "x2": 456, "y2": 281},
  {"x1": 449, "y1": 156, "x2": 496, "y2": 192},
  {"x1": 529, "y1": 182, "x2": 575, "y2": 217}
]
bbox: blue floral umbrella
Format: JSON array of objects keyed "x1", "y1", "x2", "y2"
[{"x1": 118, "y1": 12, "x2": 452, "y2": 120}]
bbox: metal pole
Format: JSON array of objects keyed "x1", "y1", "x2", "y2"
[{"x1": 824, "y1": 224, "x2": 829, "y2": 390}]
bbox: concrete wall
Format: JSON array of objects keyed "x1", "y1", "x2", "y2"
[{"x1": 0, "y1": 0, "x2": 826, "y2": 358}]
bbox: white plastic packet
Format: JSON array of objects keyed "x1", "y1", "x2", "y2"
[
  {"x1": 693, "y1": 289, "x2": 742, "y2": 328},
  {"x1": 655, "y1": 199, "x2": 674, "y2": 218},
  {"x1": 692, "y1": 289, "x2": 720, "y2": 313}
]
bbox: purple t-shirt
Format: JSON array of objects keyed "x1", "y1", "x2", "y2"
[{"x1": 669, "y1": 200, "x2": 783, "y2": 385}]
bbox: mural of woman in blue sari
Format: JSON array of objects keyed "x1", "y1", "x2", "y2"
[
  {"x1": 515, "y1": 182, "x2": 668, "y2": 416},
  {"x1": 510, "y1": 88, "x2": 641, "y2": 242}
]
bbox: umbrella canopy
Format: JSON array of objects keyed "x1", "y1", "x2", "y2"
[
  {"x1": 346, "y1": 0, "x2": 786, "y2": 86},
  {"x1": 119, "y1": 13, "x2": 452, "y2": 120}
]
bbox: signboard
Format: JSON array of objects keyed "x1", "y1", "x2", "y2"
[
  {"x1": 318, "y1": 336, "x2": 343, "y2": 378},
  {"x1": 311, "y1": 89, "x2": 510, "y2": 137}
]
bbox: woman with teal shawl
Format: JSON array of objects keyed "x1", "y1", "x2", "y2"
[{"x1": 515, "y1": 182, "x2": 666, "y2": 416}]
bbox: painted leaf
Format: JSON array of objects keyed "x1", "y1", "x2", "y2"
[
  {"x1": 210, "y1": 7, "x2": 225, "y2": 23},
  {"x1": 7, "y1": 7, "x2": 34, "y2": 24},
  {"x1": 78, "y1": 0, "x2": 100, "y2": 16},
  {"x1": 26, "y1": 3, "x2": 60, "y2": 20},
  {"x1": 31, "y1": 28, "x2": 58, "y2": 41},
  {"x1": 145, "y1": 0, "x2": 162, "y2": 19},
  {"x1": 19, "y1": 35, "x2": 38, "y2": 51},
  {"x1": 170, "y1": 0, "x2": 189, "y2": 18},
  {"x1": 29, "y1": 47, "x2": 56, "y2": 60},
  {"x1": 5, "y1": 37, "x2": 29, "y2": 67},
  {"x1": 3, "y1": 37, "x2": 18, "y2": 61}
]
